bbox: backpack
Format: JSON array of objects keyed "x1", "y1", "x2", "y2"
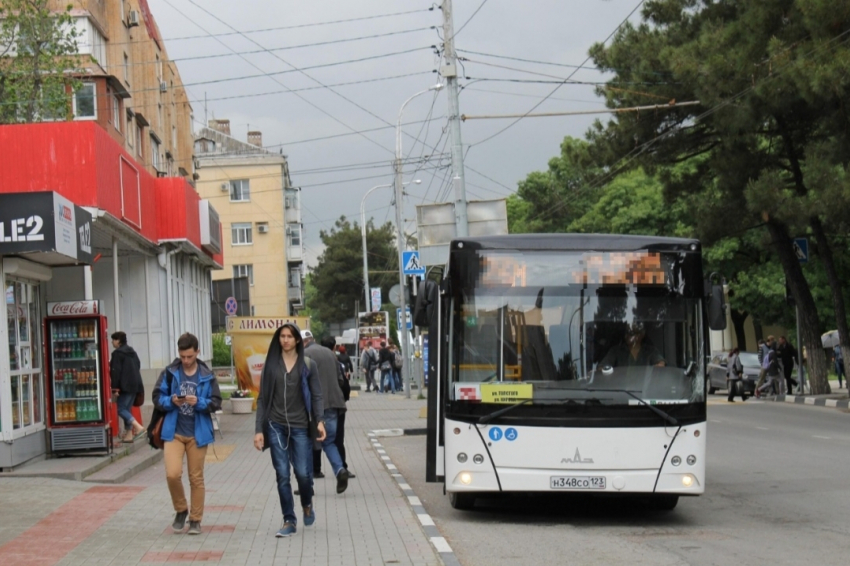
[
  {"x1": 147, "y1": 372, "x2": 174, "y2": 450},
  {"x1": 393, "y1": 351, "x2": 404, "y2": 369}
]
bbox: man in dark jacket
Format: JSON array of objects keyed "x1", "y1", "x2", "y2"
[
  {"x1": 110, "y1": 331, "x2": 145, "y2": 442},
  {"x1": 253, "y1": 323, "x2": 325, "y2": 538},
  {"x1": 777, "y1": 336, "x2": 799, "y2": 394},
  {"x1": 303, "y1": 331, "x2": 349, "y2": 494}
]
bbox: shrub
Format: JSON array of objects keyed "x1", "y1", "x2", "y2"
[{"x1": 211, "y1": 333, "x2": 231, "y2": 367}]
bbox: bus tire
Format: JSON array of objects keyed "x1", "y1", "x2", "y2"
[
  {"x1": 449, "y1": 491, "x2": 476, "y2": 510},
  {"x1": 650, "y1": 495, "x2": 679, "y2": 511}
]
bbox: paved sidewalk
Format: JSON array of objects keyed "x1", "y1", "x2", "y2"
[
  {"x1": 764, "y1": 378, "x2": 850, "y2": 409},
  {"x1": 0, "y1": 389, "x2": 441, "y2": 566}
]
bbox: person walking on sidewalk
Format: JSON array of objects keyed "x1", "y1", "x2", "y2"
[
  {"x1": 360, "y1": 343, "x2": 377, "y2": 392},
  {"x1": 253, "y1": 323, "x2": 326, "y2": 538},
  {"x1": 833, "y1": 345, "x2": 845, "y2": 389},
  {"x1": 153, "y1": 332, "x2": 221, "y2": 536},
  {"x1": 303, "y1": 331, "x2": 350, "y2": 494},
  {"x1": 378, "y1": 341, "x2": 396, "y2": 393},
  {"x1": 329, "y1": 339, "x2": 355, "y2": 478},
  {"x1": 726, "y1": 348, "x2": 747, "y2": 402},
  {"x1": 777, "y1": 336, "x2": 799, "y2": 394},
  {"x1": 756, "y1": 341, "x2": 781, "y2": 398},
  {"x1": 109, "y1": 331, "x2": 145, "y2": 442}
]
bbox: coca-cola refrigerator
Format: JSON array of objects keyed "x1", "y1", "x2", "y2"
[{"x1": 44, "y1": 300, "x2": 114, "y2": 453}]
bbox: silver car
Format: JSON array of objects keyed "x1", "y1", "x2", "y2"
[{"x1": 706, "y1": 351, "x2": 761, "y2": 395}]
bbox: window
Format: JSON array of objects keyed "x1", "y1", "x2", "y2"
[
  {"x1": 126, "y1": 115, "x2": 134, "y2": 147},
  {"x1": 290, "y1": 268, "x2": 301, "y2": 288},
  {"x1": 73, "y1": 83, "x2": 96, "y2": 119},
  {"x1": 158, "y1": 103, "x2": 163, "y2": 129},
  {"x1": 113, "y1": 95, "x2": 121, "y2": 132},
  {"x1": 123, "y1": 52, "x2": 129, "y2": 84},
  {"x1": 135, "y1": 122, "x2": 143, "y2": 158},
  {"x1": 230, "y1": 179, "x2": 250, "y2": 202},
  {"x1": 289, "y1": 225, "x2": 301, "y2": 246},
  {"x1": 74, "y1": 17, "x2": 106, "y2": 67},
  {"x1": 151, "y1": 136, "x2": 161, "y2": 171},
  {"x1": 233, "y1": 264, "x2": 254, "y2": 285},
  {"x1": 231, "y1": 223, "x2": 253, "y2": 245}
]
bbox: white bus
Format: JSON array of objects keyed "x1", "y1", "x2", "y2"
[{"x1": 412, "y1": 234, "x2": 726, "y2": 511}]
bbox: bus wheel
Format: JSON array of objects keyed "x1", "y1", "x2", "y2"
[
  {"x1": 650, "y1": 495, "x2": 679, "y2": 511},
  {"x1": 449, "y1": 491, "x2": 476, "y2": 510}
]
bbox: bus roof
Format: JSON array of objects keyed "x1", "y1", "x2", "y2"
[{"x1": 450, "y1": 233, "x2": 700, "y2": 253}]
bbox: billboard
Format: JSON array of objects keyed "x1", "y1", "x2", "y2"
[
  {"x1": 225, "y1": 316, "x2": 310, "y2": 395},
  {"x1": 358, "y1": 311, "x2": 389, "y2": 350}
]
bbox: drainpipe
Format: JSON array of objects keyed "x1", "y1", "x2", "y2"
[{"x1": 112, "y1": 237, "x2": 120, "y2": 331}]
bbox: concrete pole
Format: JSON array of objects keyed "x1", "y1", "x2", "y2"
[
  {"x1": 441, "y1": 0, "x2": 469, "y2": 237},
  {"x1": 112, "y1": 237, "x2": 120, "y2": 332}
]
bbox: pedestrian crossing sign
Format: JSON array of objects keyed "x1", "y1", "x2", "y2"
[{"x1": 402, "y1": 250, "x2": 425, "y2": 275}]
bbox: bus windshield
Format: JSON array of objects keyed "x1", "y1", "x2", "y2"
[{"x1": 448, "y1": 249, "x2": 706, "y2": 406}]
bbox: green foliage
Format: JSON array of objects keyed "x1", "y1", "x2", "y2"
[
  {"x1": 308, "y1": 216, "x2": 399, "y2": 324},
  {"x1": 211, "y1": 333, "x2": 230, "y2": 367},
  {"x1": 299, "y1": 275, "x2": 326, "y2": 340},
  {"x1": 0, "y1": 0, "x2": 82, "y2": 123}
]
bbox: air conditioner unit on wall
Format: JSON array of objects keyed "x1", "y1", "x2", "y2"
[
  {"x1": 128, "y1": 10, "x2": 140, "y2": 27},
  {"x1": 220, "y1": 183, "x2": 229, "y2": 192},
  {"x1": 258, "y1": 224, "x2": 269, "y2": 234}
]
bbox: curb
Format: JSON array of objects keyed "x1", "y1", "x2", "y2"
[
  {"x1": 83, "y1": 447, "x2": 163, "y2": 483},
  {"x1": 369, "y1": 430, "x2": 461, "y2": 566},
  {"x1": 774, "y1": 394, "x2": 850, "y2": 409}
]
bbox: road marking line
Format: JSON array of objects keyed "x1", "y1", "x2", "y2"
[
  {"x1": 813, "y1": 435, "x2": 831, "y2": 439},
  {"x1": 756, "y1": 427, "x2": 769, "y2": 430},
  {"x1": 431, "y1": 536, "x2": 453, "y2": 553}
]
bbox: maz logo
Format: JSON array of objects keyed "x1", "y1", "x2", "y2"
[
  {"x1": 0, "y1": 216, "x2": 45, "y2": 243},
  {"x1": 561, "y1": 448, "x2": 594, "y2": 464},
  {"x1": 78, "y1": 222, "x2": 91, "y2": 254}
]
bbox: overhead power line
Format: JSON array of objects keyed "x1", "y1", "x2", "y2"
[{"x1": 461, "y1": 100, "x2": 700, "y2": 120}]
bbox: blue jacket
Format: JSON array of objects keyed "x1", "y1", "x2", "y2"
[{"x1": 153, "y1": 358, "x2": 222, "y2": 448}]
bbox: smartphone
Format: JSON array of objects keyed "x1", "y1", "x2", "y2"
[{"x1": 177, "y1": 395, "x2": 186, "y2": 399}]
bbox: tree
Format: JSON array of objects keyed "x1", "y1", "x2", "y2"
[
  {"x1": 507, "y1": 137, "x2": 600, "y2": 233},
  {"x1": 584, "y1": 0, "x2": 850, "y2": 392},
  {"x1": 309, "y1": 216, "x2": 399, "y2": 325},
  {"x1": 0, "y1": 0, "x2": 82, "y2": 123}
]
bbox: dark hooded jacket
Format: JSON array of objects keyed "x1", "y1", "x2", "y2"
[
  {"x1": 110, "y1": 344, "x2": 144, "y2": 395},
  {"x1": 255, "y1": 322, "x2": 324, "y2": 450}
]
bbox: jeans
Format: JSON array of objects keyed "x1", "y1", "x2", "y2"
[
  {"x1": 393, "y1": 369, "x2": 401, "y2": 390},
  {"x1": 381, "y1": 369, "x2": 396, "y2": 393},
  {"x1": 836, "y1": 360, "x2": 845, "y2": 387},
  {"x1": 164, "y1": 434, "x2": 207, "y2": 522},
  {"x1": 335, "y1": 409, "x2": 347, "y2": 469},
  {"x1": 320, "y1": 408, "x2": 345, "y2": 477},
  {"x1": 268, "y1": 421, "x2": 313, "y2": 525},
  {"x1": 116, "y1": 391, "x2": 136, "y2": 429}
]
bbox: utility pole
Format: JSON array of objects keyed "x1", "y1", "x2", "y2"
[
  {"x1": 441, "y1": 0, "x2": 469, "y2": 237},
  {"x1": 393, "y1": 157, "x2": 411, "y2": 398}
]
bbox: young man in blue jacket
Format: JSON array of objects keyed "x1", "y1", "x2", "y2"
[{"x1": 153, "y1": 332, "x2": 222, "y2": 535}]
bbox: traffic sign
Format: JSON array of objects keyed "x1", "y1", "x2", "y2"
[
  {"x1": 396, "y1": 306, "x2": 412, "y2": 331},
  {"x1": 793, "y1": 238, "x2": 808, "y2": 264},
  {"x1": 402, "y1": 250, "x2": 425, "y2": 276},
  {"x1": 224, "y1": 296, "x2": 238, "y2": 315}
]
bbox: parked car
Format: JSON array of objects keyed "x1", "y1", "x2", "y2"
[{"x1": 706, "y1": 351, "x2": 762, "y2": 395}]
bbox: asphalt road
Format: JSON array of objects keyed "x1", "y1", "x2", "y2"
[{"x1": 381, "y1": 398, "x2": 850, "y2": 566}]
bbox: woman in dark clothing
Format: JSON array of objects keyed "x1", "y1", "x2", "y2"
[{"x1": 110, "y1": 331, "x2": 145, "y2": 442}]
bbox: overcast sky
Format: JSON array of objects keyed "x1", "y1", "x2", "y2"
[{"x1": 147, "y1": 0, "x2": 642, "y2": 268}]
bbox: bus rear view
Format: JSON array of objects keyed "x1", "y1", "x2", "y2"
[{"x1": 414, "y1": 234, "x2": 726, "y2": 511}]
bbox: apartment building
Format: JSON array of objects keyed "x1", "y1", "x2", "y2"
[
  {"x1": 60, "y1": 0, "x2": 194, "y2": 180},
  {"x1": 195, "y1": 120, "x2": 305, "y2": 316}
]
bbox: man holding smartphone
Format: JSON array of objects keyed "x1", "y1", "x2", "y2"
[{"x1": 153, "y1": 333, "x2": 221, "y2": 535}]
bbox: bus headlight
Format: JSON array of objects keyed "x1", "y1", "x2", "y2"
[
  {"x1": 682, "y1": 474, "x2": 694, "y2": 487},
  {"x1": 460, "y1": 472, "x2": 472, "y2": 485},
  {"x1": 457, "y1": 452, "x2": 468, "y2": 463},
  {"x1": 686, "y1": 455, "x2": 697, "y2": 466},
  {"x1": 671, "y1": 456, "x2": 682, "y2": 466}
]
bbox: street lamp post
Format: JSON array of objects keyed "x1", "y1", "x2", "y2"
[
  {"x1": 395, "y1": 83, "x2": 443, "y2": 398},
  {"x1": 361, "y1": 180, "x2": 421, "y2": 312}
]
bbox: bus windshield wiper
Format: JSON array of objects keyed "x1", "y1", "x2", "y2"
[{"x1": 584, "y1": 388, "x2": 679, "y2": 426}]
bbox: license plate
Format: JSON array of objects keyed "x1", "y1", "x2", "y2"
[{"x1": 550, "y1": 476, "x2": 606, "y2": 490}]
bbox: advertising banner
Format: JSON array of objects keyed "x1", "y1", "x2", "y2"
[
  {"x1": 226, "y1": 316, "x2": 310, "y2": 394},
  {"x1": 0, "y1": 191, "x2": 93, "y2": 264},
  {"x1": 358, "y1": 311, "x2": 389, "y2": 350}
]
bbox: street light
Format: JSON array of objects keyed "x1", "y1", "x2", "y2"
[
  {"x1": 395, "y1": 83, "x2": 443, "y2": 398},
  {"x1": 361, "y1": 180, "x2": 420, "y2": 312}
]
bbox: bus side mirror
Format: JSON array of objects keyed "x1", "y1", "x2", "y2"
[
  {"x1": 413, "y1": 278, "x2": 438, "y2": 327},
  {"x1": 707, "y1": 283, "x2": 726, "y2": 331}
]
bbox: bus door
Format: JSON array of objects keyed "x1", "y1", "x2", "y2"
[{"x1": 422, "y1": 278, "x2": 445, "y2": 483}]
